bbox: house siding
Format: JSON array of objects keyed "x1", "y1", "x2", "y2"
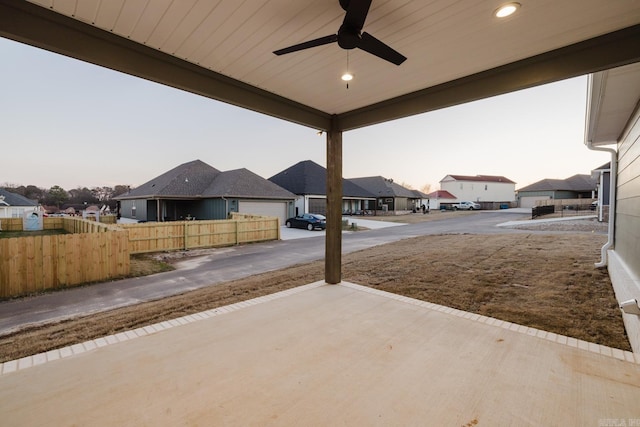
[
  {"x1": 610, "y1": 104, "x2": 640, "y2": 353},
  {"x1": 120, "y1": 199, "x2": 147, "y2": 221},
  {"x1": 615, "y1": 107, "x2": 640, "y2": 276},
  {"x1": 204, "y1": 199, "x2": 227, "y2": 220},
  {"x1": 440, "y1": 179, "x2": 515, "y2": 203}
]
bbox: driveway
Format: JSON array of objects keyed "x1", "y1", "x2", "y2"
[
  {"x1": 280, "y1": 216, "x2": 403, "y2": 240},
  {"x1": 0, "y1": 210, "x2": 531, "y2": 334}
]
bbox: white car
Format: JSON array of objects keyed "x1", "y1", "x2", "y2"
[{"x1": 454, "y1": 201, "x2": 481, "y2": 210}]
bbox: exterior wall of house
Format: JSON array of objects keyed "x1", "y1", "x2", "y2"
[
  {"x1": 440, "y1": 180, "x2": 515, "y2": 202},
  {"x1": 518, "y1": 193, "x2": 552, "y2": 208},
  {"x1": 428, "y1": 198, "x2": 448, "y2": 210},
  {"x1": 0, "y1": 206, "x2": 38, "y2": 218},
  {"x1": 120, "y1": 199, "x2": 148, "y2": 221},
  {"x1": 377, "y1": 197, "x2": 394, "y2": 211},
  {"x1": 609, "y1": 105, "x2": 640, "y2": 353},
  {"x1": 186, "y1": 199, "x2": 227, "y2": 220},
  {"x1": 554, "y1": 190, "x2": 586, "y2": 199}
]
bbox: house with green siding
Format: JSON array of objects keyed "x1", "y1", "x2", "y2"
[
  {"x1": 115, "y1": 160, "x2": 295, "y2": 223},
  {"x1": 516, "y1": 174, "x2": 597, "y2": 208}
]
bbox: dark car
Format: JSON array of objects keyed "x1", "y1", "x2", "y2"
[{"x1": 285, "y1": 213, "x2": 326, "y2": 231}]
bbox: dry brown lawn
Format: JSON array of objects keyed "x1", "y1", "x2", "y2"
[{"x1": 0, "y1": 225, "x2": 630, "y2": 363}]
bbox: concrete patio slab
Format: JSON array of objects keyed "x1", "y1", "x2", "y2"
[{"x1": 1, "y1": 282, "x2": 639, "y2": 426}]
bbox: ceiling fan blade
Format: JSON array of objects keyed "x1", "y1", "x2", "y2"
[
  {"x1": 358, "y1": 32, "x2": 407, "y2": 65},
  {"x1": 343, "y1": 0, "x2": 372, "y2": 31},
  {"x1": 273, "y1": 34, "x2": 338, "y2": 56}
]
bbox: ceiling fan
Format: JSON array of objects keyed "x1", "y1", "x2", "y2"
[{"x1": 273, "y1": 0, "x2": 407, "y2": 66}]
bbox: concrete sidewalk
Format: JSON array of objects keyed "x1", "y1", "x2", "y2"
[
  {"x1": 1, "y1": 281, "x2": 638, "y2": 426},
  {"x1": 496, "y1": 214, "x2": 598, "y2": 228}
]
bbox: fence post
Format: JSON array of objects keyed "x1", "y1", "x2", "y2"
[
  {"x1": 235, "y1": 220, "x2": 239, "y2": 245},
  {"x1": 183, "y1": 221, "x2": 188, "y2": 250}
]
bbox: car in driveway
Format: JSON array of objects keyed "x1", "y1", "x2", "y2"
[
  {"x1": 452, "y1": 201, "x2": 481, "y2": 210},
  {"x1": 285, "y1": 213, "x2": 326, "y2": 231}
]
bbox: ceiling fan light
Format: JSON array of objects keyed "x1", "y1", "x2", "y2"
[
  {"x1": 495, "y1": 2, "x2": 520, "y2": 18},
  {"x1": 341, "y1": 72, "x2": 354, "y2": 81}
]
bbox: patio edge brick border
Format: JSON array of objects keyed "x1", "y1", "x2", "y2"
[
  {"x1": 1, "y1": 280, "x2": 637, "y2": 375},
  {"x1": 0, "y1": 281, "x2": 326, "y2": 376}
]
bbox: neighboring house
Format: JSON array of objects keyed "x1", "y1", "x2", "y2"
[
  {"x1": 115, "y1": 160, "x2": 295, "y2": 223},
  {"x1": 591, "y1": 162, "x2": 611, "y2": 222},
  {"x1": 516, "y1": 174, "x2": 597, "y2": 208},
  {"x1": 0, "y1": 188, "x2": 39, "y2": 218},
  {"x1": 348, "y1": 176, "x2": 423, "y2": 214},
  {"x1": 269, "y1": 160, "x2": 375, "y2": 216},
  {"x1": 586, "y1": 63, "x2": 640, "y2": 353},
  {"x1": 439, "y1": 175, "x2": 516, "y2": 208},
  {"x1": 425, "y1": 190, "x2": 457, "y2": 211}
]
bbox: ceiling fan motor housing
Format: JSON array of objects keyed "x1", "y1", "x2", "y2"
[{"x1": 338, "y1": 25, "x2": 361, "y2": 49}]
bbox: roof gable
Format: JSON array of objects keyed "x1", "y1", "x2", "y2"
[
  {"x1": 269, "y1": 160, "x2": 373, "y2": 198},
  {"x1": 0, "y1": 188, "x2": 38, "y2": 207}
]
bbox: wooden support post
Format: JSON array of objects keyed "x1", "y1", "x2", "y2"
[{"x1": 325, "y1": 116, "x2": 342, "y2": 284}]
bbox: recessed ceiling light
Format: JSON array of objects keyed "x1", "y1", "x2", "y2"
[
  {"x1": 341, "y1": 72, "x2": 354, "y2": 81},
  {"x1": 495, "y1": 2, "x2": 520, "y2": 18}
]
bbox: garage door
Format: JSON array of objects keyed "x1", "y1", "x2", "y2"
[
  {"x1": 238, "y1": 201, "x2": 288, "y2": 224},
  {"x1": 520, "y1": 196, "x2": 550, "y2": 208},
  {"x1": 308, "y1": 198, "x2": 327, "y2": 215}
]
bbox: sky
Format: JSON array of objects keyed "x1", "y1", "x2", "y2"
[{"x1": 0, "y1": 37, "x2": 609, "y2": 193}]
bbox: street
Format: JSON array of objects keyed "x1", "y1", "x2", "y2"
[{"x1": 0, "y1": 210, "x2": 530, "y2": 334}]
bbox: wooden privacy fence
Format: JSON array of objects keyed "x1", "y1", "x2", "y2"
[
  {"x1": 0, "y1": 215, "x2": 117, "y2": 231},
  {"x1": 0, "y1": 217, "x2": 129, "y2": 298},
  {"x1": 121, "y1": 214, "x2": 280, "y2": 254},
  {"x1": 0, "y1": 214, "x2": 279, "y2": 298}
]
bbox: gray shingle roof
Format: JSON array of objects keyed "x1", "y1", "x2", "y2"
[
  {"x1": 0, "y1": 188, "x2": 38, "y2": 207},
  {"x1": 518, "y1": 174, "x2": 597, "y2": 192},
  {"x1": 116, "y1": 160, "x2": 293, "y2": 200},
  {"x1": 427, "y1": 190, "x2": 457, "y2": 199},
  {"x1": 203, "y1": 168, "x2": 295, "y2": 199},
  {"x1": 348, "y1": 176, "x2": 418, "y2": 198},
  {"x1": 269, "y1": 160, "x2": 373, "y2": 198},
  {"x1": 122, "y1": 160, "x2": 221, "y2": 198}
]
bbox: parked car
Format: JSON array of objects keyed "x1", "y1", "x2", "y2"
[
  {"x1": 285, "y1": 213, "x2": 326, "y2": 230},
  {"x1": 452, "y1": 201, "x2": 481, "y2": 210}
]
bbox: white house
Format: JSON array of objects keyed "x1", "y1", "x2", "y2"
[
  {"x1": 439, "y1": 175, "x2": 516, "y2": 206},
  {"x1": 425, "y1": 190, "x2": 457, "y2": 210},
  {"x1": 0, "y1": 188, "x2": 39, "y2": 218}
]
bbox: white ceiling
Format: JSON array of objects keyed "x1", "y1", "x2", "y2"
[
  {"x1": 26, "y1": 0, "x2": 640, "y2": 114},
  {"x1": 2, "y1": 0, "x2": 640, "y2": 131}
]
